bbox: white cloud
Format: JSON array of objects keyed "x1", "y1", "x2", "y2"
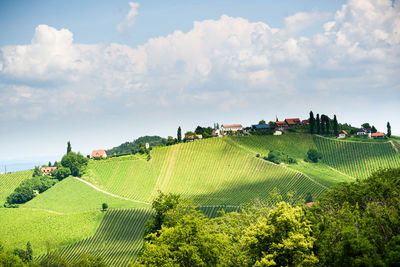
[
  {"x1": 0, "y1": 0, "x2": 399, "y2": 128},
  {"x1": 116, "y1": 2, "x2": 140, "y2": 33}
]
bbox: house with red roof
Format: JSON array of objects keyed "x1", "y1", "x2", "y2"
[
  {"x1": 41, "y1": 167, "x2": 57, "y2": 176},
  {"x1": 91, "y1": 149, "x2": 107, "y2": 158},
  {"x1": 221, "y1": 124, "x2": 243, "y2": 134},
  {"x1": 275, "y1": 121, "x2": 288, "y2": 131},
  {"x1": 285, "y1": 118, "x2": 301, "y2": 126},
  {"x1": 371, "y1": 132, "x2": 386, "y2": 139}
]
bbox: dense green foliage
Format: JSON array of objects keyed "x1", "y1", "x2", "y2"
[
  {"x1": 266, "y1": 150, "x2": 297, "y2": 164},
  {"x1": 54, "y1": 166, "x2": 71, "y2": 180},
  {"x1": 6, "y1": 175, "x2": 57, "y2": 205},
  {"x1": 309, "y1": 168, "x2": 400, "y2": 266},
  {"x1": 107, "y1": 136, "x2": 166, "y2": 155},
  {"x1": 61, "y1": 152, "x2": 89, "y2": 177},
  {"x1": 306, "y1": 149, "x2": 323, "y2": 163},
  {"x1": 137, "y1": 194, "x2": 317, "y2": 266}
]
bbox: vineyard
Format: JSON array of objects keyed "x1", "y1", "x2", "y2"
[
  {"x1": 314, "y1": 136, "x2": 400, "y2": 179},
  {"x1": 0, "y1": 170, "x2": 33, "y2": 205},
  {"x1": 84, "y1": 137, "x2": 328, "y2": 205},
  {"x1": 23, "y1": 177, "x2": 149, "y2": 213}
]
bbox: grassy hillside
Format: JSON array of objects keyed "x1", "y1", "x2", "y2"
[
  {"x1": 314, "y1": 136, "x2": 400, "y2": 179},
  {"x1": 23, "y1": 177, "x2": 149, "y2": 213},
  {"x1": 84, "y1": 137, "x2": 328, "y2": 205},
  {"x1": 0, "y1": 170, "x2": 33, "y2": 205},
  {"x1": 0, "y1": 208, "x2": 102, "y2": 257}
]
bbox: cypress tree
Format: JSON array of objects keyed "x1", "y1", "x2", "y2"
[
  {"x1": 333, "y1": 115, "x2": 338, "y2": 136},
  {"x1": 67, "y1": 141, "x2": 72, "y2": 154},
  {"x1": 26, "y1": 241, "x2": 33, "y2": 262},
  {"x1": 320, "y1": 115, "x2": 325, "y2": 135},
  {"x1": 309, "y1": 111, "x2": 315, "y2": 134},
  {"x1": 177, "y1": 126, "x2": 182, "y2": 143},
  {"x1": 387, "y1": 122, "x2": 391, "y2": 137},
  {"x1": 325, "y1": 115, "x2": 330, "y2": 134},
  {"x1": 316, "y1": 114, "x2": 320, "y2": 134}
]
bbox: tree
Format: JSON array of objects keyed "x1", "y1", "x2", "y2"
[
  {"x1": 333, "y1": 115, "x2": 338, "y2": 136},
  {"x1": 26, "y1": 242, "x2": 32, "y2": 262},
  {"x1": 387, "y1": 122, "x2": 391, "y2": 137},
  {"x1": 102, "y1": 203, "x2": 108, "y2": 211},
  {"x1": 371, "y1": 125, "x2": 377, "y2": 133},
  {"x1": 325, "y1": 115, "x2": 330, "y2": 134},
  {"x1": 54, "y1": 166, "x2": 71, "y2": 181},
  {"x1": 61, "y1": 152, "x2": 88, "y2": 177},
  {"x1": 309, "y1": 111, "x2": 315, "y2": 134},
  {"x1": 259, "y1": 120, "x2": 266, "y2": 125},
  {"x1": 306, "y1": 149, "x2": 322, "y2": 163},
  {"x1": 316, "y1": 114, "x2": 320, "y2": 134},
  {"x1": 305, "y1": 192, "x2": 313, "y2": 203},
  {"x1": 67, "y1": 141, "x2": 72, "y2": 154},
  {"x1": 362, "y1": 123, "x2": 371, "y2": 129},
  {"x1": 48, "y1": 161, "x2": 52, "y2": 167},
  {"x1": 177, "y1": 126, "x2": 182, "y2": 143},
  {"x1": 32, "y1": 166, "x2": 42, "y2": 177},
  {"x1": 320, "y1": 115, "x2": 325, "y2": 134}
]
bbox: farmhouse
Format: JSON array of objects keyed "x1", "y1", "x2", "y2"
[
  {"x1": 221, "y1": 124, "x2": 243, "y2": 133},
  {"x1": 275, "y1": 121, "x2": 288, "y2": 131},
  {"x1": 356, "y1": 128, "x2": 370, "y2": 135},
  {"x1": 338, "y1": 130, "x2": 348, "y2": 139},
  {"x1": 41, "y1": 167, "x2": 57, "y2": 176},
  {"x1": 301, "y1": 120, "x2": 309, "y2": 125},
  {"x1": 251, "y1": 124, "x2": 271, "y2": 131},
  {"x1": 91, "y1": 149, "x2": 107, "y2": 158},
  {"x1": 285, "y1": 118, "x2": 301, "y2": 126},
  {"x1": 371, "y1": 132, "x2": 386, "y2": 139},
  {"x1": 211, "y1": 129, "x2": 223, "y2": 137}
]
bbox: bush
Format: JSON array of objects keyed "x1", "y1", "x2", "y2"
[
  {"x1": 266, "y1": 150, "x2": 297, "y2": 164},
  {"x1": 6, "y1": 176, "x2": 57, "y2": 205},
  {"x1": 61, "y1": 152, "x2": 89, "y2": 177},
  {"x1": 54, "y1": 166, "x2": 71, "y2": 181},
  {"x1": 306, "y1": 149, "x2": 322, "y2": 163}
]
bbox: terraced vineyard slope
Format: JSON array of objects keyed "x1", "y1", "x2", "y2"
[
  {"x1": 0, "y1": 170, "x2": 33, "y2": 205},
  {"x1": 84, "y1": 137, "x2": 328, "y2": 205},
  {"x1": 314, "y1": 135, "x2": 400, "y2": 179},
  {"x1": 52, "y1": 208, "x2": 153, "y2": 266}
]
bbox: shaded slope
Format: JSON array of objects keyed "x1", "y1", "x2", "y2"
[{"x1": 0, "y1": 170, "x2": 33, "y2": 205}]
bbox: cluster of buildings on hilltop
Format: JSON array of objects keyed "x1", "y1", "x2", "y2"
[{"x1": 338, "y1": 128, "x2": 386, "y2": 139}]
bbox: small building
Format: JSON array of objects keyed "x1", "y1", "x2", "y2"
[
  {"x1": 301, "y1": 120, "x2": 309, "y2": 125},
  {"x1": 251, "y1": 124, "x2": 272, "y2": 131},
  {"x1": 145, "y1": 143, "x2": 150, "y2": 149},
  {"x1": 221, "y1": 124, "x2": 243, "y2": 133},
  {"x1": 212, "y1": 129, "x2": 223, "y2": 137},
  {"x1": 273, "y1": 130, "x2": 283, "y2": 136},
  {"x1": 356, "y1": 128, "x2": 370, "y2": 135},
  {"x1": 275, "y1": 121, "x2": 288, "y2": 131},
  {"x1": 371, "y1": 132, "x2": 386, "y2": 139},
  {"x1": 186, "y1": 134, "x2": 203, "y2": 140},
  {"x1": 338, "y1": 130, "x2": 348, "y2": 139},
  {"x1": 91, "y1": 149, "x2": 107, "y2": 158},
  {"x1": 41, "y1": 167, "x2": 57, "y2": 176},
  {"x1": 285, "y1": 118, "x2": 301, "y2": 127}
]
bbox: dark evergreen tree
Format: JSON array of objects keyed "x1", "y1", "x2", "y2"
[
  {"x1": 320, "y1": 115, "x2": 325, "y2": 134},
  {"x1": 309, "y1": 111, "x2": 315, "y2": 134},
  {"x1": 316, "y1": 114, "x2": 320, "y2": 134},
  {"x1": 371, "y1": 126, "x2": 377, "y2": 133},
  {"x1": 305, "y1": 192, "x2": 313, "y2": 203},
  {"x1": 67, "y1": 141, "x2": 72, "y2": 154},
  {"x1": 26, "y1": 241, "x2": 33, "y2": 262},
  {"x1": 325, "y1": 115, "x2": 330, "y2": 134},
  {"x1": 333, "y1": 115, "x2": 338, "y2": 136},
  {"x1": 48, "y1": 161, "x2": 52, "y2": 167},
  {"x1": 387, "y1": 122, "x2": 391, "y2": 137},
  {"x1": 177, "y1": 126, "x2": 182, "y2": 143}
]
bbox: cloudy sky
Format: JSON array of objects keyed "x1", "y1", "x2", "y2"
[{"x1": 0, "y1": 0, "x2": 399, "y2": 169}]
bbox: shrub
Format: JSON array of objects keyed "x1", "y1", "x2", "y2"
[
  {"x1": 266, "y1": 150, "x2": 297, "y2": 164},
  {"x1": 306, "y1": 149, "x2": 322, "y2": 163},
  {"x1": 54, "y1": 166, "x2": 71, "y2": 181}
]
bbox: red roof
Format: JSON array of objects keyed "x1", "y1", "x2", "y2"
[
  {"x1": 371, "y1": 132, "x2": 385, "y2": 137},
  {"x1": 275, "y1": 121, "x2": 287, "y2": 126},
  {"x1": 306, "y1": 202, "x2": 316, "y2": 207},
  {"x1": 41, "y1": 167, "x2": 57, "y2": 174},
  {"x1": 91, "y1": 149, "x2": 107, "y2": 157},
  {"x1": 223, "y1": 124, "x2": 242, "y2": 128},
  {"x1": 285, "y1": 118, "x2": 301, "y2": 125},
  {"x1": 301, "y1": 120, "x2": 309, "y2": 125},
  {"x1": 341, "y1": 130, "x2": 348, "y2": 135}
]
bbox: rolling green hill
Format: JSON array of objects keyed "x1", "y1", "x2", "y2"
[
  {"x1": 2, "y1": 133, "x2": 400, "y2": 265},
  {"x1": 23, "y1": 177, "x2": 150, "y2": 213}
]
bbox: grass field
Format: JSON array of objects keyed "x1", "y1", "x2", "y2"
[
  {"x1": 0, "y1": 208, "x2": 102, "y2": 257},
  {"x1": 314, "y1": 135, "x2": 400, "y2": 179},
  {"x1": 0, "y1": 170, "x2": 33, "y2": 205},
  {"x1": 84, "y1": 137, "x2": 328, "y2": 205},
  {"x1": 23, "y1": 177, "x2": 150, "y2": 213}
]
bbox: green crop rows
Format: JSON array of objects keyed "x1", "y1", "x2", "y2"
[
  {"x1": 84, "y1": 137, "x2": 328, "y2": 205},
  {"x1": 50, "y1": 208, "x2": 153, "y2": 266},
  {"x1": 0, "y1": 170, "x2": 33, "y2": 205},
  {"x1": 314, "y1": 136, "x2": 400, "y2": 179}
]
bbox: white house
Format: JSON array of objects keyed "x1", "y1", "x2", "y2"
[
  {"x1": 338, "y1": 130, "x2": 348, "y2": 139},
  {"x1": 273, "y1": 130, "x2": 283, "y2": 136},
  {"x1": 221, "y1": 124, "x2": 243, "y2": 134}
]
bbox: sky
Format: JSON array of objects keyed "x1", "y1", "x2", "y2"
[{"x1": 0, "y1": 0, "x2": 399, "y2": 170}]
